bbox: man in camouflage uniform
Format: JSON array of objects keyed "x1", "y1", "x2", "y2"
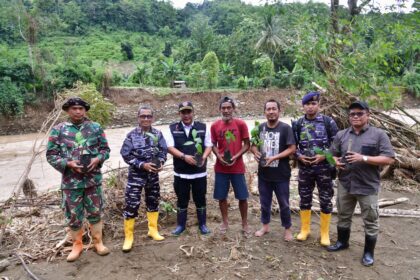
[
  {"x1": 46, "y1": 97, "x2": 110, "y2": 262},
  {"x1": 120, "y1": 105, "x2": 167, "y2": 252},
  {"x1": 292, "y1": 91, "x2": 338, "y2": 246}
]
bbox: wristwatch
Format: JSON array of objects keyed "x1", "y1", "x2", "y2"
[{"x1": 362, "y1": 155, "x2": 368, "y2": 162}]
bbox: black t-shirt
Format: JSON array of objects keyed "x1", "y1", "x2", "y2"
[{"x1": 258, "y1": 122, "x2": 295, "y2": 182}]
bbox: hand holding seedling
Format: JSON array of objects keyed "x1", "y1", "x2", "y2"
[
  {"x1": 67, "y1": 160, "x2": 83, "y2": 173},
  {"x1": 184, "y1": 154, "x2": 197, "y2": 166},
  {"x1": 87, "y1": 157, "x2": 100, "y2": 172},
  {"x1": 310, "y1": 154, "x2": 326, "y2": 165},
  {"x1": 298, "y1": 155, "x2": 315, "y2": 165},
  {"x1": 143, "y1": 162, "x2": 162, "y2": 173}
]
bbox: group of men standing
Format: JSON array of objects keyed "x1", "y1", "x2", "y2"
[{"x1": 46, "y1": 93, "x2": 395, "y2": 267}]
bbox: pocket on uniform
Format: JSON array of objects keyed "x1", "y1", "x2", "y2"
[
  {"x1": 361, "y1": 145, "x2": 378, "y2": 156},
  {"x1": 366, "y1": 203, "x2": 379, "y2": 221}
]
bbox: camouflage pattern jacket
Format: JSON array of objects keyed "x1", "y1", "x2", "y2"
[
  {"x1": 120, "y1": 127, "x2": 167, "y2": 176},
  {"x1": 294, "y1": 114, "x2": 338, "y2": 169},
  {"x1": 46, "y1": 119, "x2": 110, "y2": 190}
]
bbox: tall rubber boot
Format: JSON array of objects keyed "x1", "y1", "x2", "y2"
[
  {"x1": 320, "y1": 213, "x2": 331, "y2": 246},
  {"x1": 296, "y1": 210, "x2": 311, "y2": 241},
  {"x1": 327, "y1": 227, "x2": 350, "y2": 252},
  {"x1": 90, "y1": 221, "x2": 110, "y2": 256},
  {"x1": 122, "y1": 218, "x2": 135, "y2": 252},
  {"x1": 67, "y1": 229, "x2": 84, "y2": 262},
  {"x1": 197, "y1": 207, "x2": 211, "y2": 235},
  {"x1": 147, "y1": 212, "x2": 165, "y2": 241},
  {"x1": 171, "y1": 208, "x2": 187, "y2": 236},
  {"x1": 362, "y1": 235, "x2": 377, "y2": 266}
]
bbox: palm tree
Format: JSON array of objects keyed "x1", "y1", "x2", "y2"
[{"x1": 255, "y1": 14, "x2": 284, "y2": 63}]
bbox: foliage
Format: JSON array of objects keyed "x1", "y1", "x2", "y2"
[
  {"x1": 121, "y1": 42, "x2": 134, "y2": 60},
  {"x1": 161, "y1": 57, "x2": 181, "y2": 87},
  {"x1": 236, "y1": 76, "x2": 249, "y2": 89},
  {"x1": 201, "y1": 51, "x2": 220, "y2": 89},
  {"x1": 224, "y1": 130, "x2": 236, "y2": 144},
  {"x1": 60, "y1": 82, "x2": 116, "y2": 127},
  {"x1": 0, "y1": 77, "x2": 24, "y2": 116},
  {"x1": 402, "y1": 64, "x2": 420, "y2": 97},
  {"x1": 184, "y1": 129, "x2": 203, "y2": 155},
  {"x1": 252, "y1": 55, "x2": 274, "y2": 88},
  {"x1": 250, "y1": 121, "x2": 263, "y2": 147},
  {"x1": 0, "y1": 0, "x2": 417, "y2": 114}
]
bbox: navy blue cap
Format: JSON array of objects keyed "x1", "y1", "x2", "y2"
[
  {"x1": 302, "y1": 91, "x2": 320, "y2": 105},
  {"x1": 219, "y1": 96, "x2": 235, "y2": 108}
]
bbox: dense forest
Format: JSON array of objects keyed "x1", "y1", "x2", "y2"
[{"x1": 0, "y1": 0, "x2": 418, "y2": 116}]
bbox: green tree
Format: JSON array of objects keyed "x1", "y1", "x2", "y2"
[
  {"x1": 252, "y1": 55, "x2": 274, "y2": 88},
  {"x1": 162, "y1": 57, "x2": 181, "y2": 87},
  {"x1": 255, "y1": 14, "x2": 284, "y2": 63},
  {"x1": 0, "y1": 77, "x2": 24, "y2": 116},
  {"x1": 202, "y1": 51, "x2": 220, "y2": 89}
]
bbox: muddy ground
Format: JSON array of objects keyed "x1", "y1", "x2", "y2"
[
  {"x1": 2, "y1": 177, "x2": 420, "y2": 280},
  {"x1": 1, "y1": 88, "x2": 420, "y2": 280}
]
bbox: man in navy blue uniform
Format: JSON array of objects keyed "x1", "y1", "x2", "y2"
[
  {"x1": 293, "y1": 91, "x2": 338, "y2": 246},
  {"x1": 120, "y1": 105, "x2": 167, "y2": 252}
]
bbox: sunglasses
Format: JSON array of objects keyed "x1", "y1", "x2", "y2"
[
  {"x1": 349, "y1": 112, "x2": 366, "y2": 118},
  {"x1": 139, "y1": 114, "x2": 153, "y2": 119}
]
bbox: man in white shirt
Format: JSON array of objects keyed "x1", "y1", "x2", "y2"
[{"x1": 164, "y1": 101, "x2": 213, "y2": 235}]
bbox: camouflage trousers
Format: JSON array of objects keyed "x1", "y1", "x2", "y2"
[
  {"x1": 298, "y1": 166, "x2": 334, "y2": 214},
  {"x1": 62, "y1": 185, "x2": 104, "y2": 230},
  {"x1": 123, "y1": 173, "x2": 160, "y2": 219}
]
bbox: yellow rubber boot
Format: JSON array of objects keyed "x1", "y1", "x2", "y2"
[
  {"x1": 296, "y1": 210, "x2": 311, "y2": 241},
  {"x1": 147, "y1": 212, "x2": 165, "y2": 241},
  {"x1": 90, "y1": 221, "x2": 110, "y2": 256},
  {"x1": 320, "y1": 212, "x2": 331, "y2": 246},
  {"x1": 122, "y1": 218, "x2": 135, "y2": 252},
  {"x1": 67, "y1": 229, "x2": 84, "y2": 262}
]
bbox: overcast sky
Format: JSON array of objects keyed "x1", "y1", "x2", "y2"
[{"x1": 170, "y1": 0, "x2": 415, "y2": 12}]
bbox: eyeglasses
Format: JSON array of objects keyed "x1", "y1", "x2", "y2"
[
  {"x1": 349, "y1": 112, "x2": 366, "y2": 118},
  {"x1": 139, "y1": 115, "x2": 153, "y2": 119}
]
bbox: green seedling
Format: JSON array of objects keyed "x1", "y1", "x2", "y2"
[
  {"x1": 250, "y1": 121, "x2": 263, "y2": 147},
  {"x1": 184, "y1": 129, "x2": 203, "y2": 155}
]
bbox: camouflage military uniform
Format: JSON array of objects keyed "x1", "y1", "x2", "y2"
[
  {"x1": 120, "y1": 127, "x2": 167, "y2": 218},
  {"x1": 295, "y1": 114, "x2": 338, "y2": 213},
  {"x1": 46, "y1": 119, "x2": 110, "y2": 230}
]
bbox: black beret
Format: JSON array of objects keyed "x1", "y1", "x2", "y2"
[{"x1": 62, "y1": 97, "x2": 90, "y2": 111}]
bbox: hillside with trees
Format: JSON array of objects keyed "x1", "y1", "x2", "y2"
[{"x1": 0, "y1": 0, "x2": 418, "y2": 117}]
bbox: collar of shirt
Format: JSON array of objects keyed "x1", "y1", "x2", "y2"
[
  {"x1": 350, "y1": 124, "x2": 370, "y2": 134},
  {"x1": 181, "y1": 121, "x2": 194, "y2": 129}
]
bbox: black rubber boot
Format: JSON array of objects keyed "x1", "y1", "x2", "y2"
[
  {"x1": 327, "y1": 227, "x2": 350, "y2": 252},
  {"x1": 362, "y1": 235, "x2": 377, "y2": 266}
]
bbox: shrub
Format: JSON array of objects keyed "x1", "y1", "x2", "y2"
[
  {"x1": 202, "y1": 51, "x2": 220, "y2": 89},
  {"x1": 60, "y1": 82, "x2": 116, "y2": 127},
  {"x1": 0, "y1": 77, "x2": 24, "y2": 116}
]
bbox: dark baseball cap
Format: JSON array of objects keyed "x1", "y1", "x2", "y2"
[
  {"x1": 348, "y1": 100, "x2": 369, "y2": 111},
  {"x1": 178, "y1": 101, "x2": 193, "y2": 111}
]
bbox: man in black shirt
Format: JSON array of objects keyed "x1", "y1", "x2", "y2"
[{"x1": 251, "y1": 99, "x2": 296, "y2": 241}]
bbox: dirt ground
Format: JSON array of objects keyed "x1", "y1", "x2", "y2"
[
  {"x1": 1, "y1": 88, "x2": 420, "y2": 280},
  {"x1": 2, "y1": 177, "x2": 420, "y2": 280}
]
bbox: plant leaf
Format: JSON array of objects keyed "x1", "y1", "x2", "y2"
[{"x1": 184, "y1": 141, "x2": 195, "y2": 146}]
